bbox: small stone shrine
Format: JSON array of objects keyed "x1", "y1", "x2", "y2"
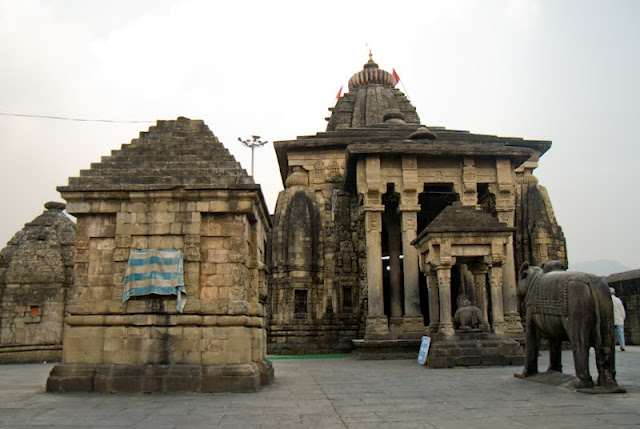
[
  {"x1": 0, "y1": 202, "x2": 74, "y2": 363},
  {"x1": 46, "y1": 117, "x2": 273, "y2": 392},
  {"x1": 412, "y1": 203, "x2": 524, "y2": 367},
  {"x1": 268, "y1": 54, "x2": 566, "y2": 356}
]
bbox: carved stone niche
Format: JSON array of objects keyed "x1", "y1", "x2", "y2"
[{"x1": 326, "y1": 160, "x2": 342, "y2": 183}]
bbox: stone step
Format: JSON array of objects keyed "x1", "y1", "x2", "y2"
[
  {"x1": 75, "y1": 167, "x2": 247, "y2": 180},
  {"x1": 117, "y1": 141, "x2": 227, "y2": 154},
  {"x1": 88, "y1": 160, "x2": 243, "y2": 172},
  {"x1": 67, "y1": 173, "x2": 249, "y2": 186},
  {"x1": 101, "y1": 153, "x2": 235, "y2": 163}
]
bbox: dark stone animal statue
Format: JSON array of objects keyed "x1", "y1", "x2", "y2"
[
  {"x1": 454, "y1": 295, "x2": 484, "y2": 331},
  {"x1": 516, "y1": 262, "x2": 623, "y2": 392},
  {"x1": 541, "y1": 259, "x2": 566, "y2": 273}
]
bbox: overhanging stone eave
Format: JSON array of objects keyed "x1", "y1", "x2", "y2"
[
  {"x1": 274, "y1": 139, "x2": 352, "y2": 184},
  {"x1": 343, "y1": 142, "x2": 534, "y2": 192},
  {"x1": 412, "y1": 228, "x2": 514, "y2": 247},
  {"x1": 347, "y1": 141, "x2": 534, "y2": 160},
  {"x1": 58, "y1": 183, "x2": 271, "y2": 227}
]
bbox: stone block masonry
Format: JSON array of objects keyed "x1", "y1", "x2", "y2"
[
  {"x1": 47, "y1": 117, "x2": 273, "y2": 392},
  {"x1": 0, "y1": 202, "x2": 75, "y2": 363}
]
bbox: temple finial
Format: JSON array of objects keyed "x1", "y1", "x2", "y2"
[{"x1": 369, "y1": 49, "x2": 373, "y2": 61}]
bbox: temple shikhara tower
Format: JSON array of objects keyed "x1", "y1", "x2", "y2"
[{"x1": 268, "y1": 55, "x2": 566, "y2": 355}]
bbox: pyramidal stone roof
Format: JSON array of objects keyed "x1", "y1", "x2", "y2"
[
  {"x1": 59, "y1": 117, "x2": 253, "y2": 192},
  {"x1": 424, "y1": 202, "x2": 513, "y2": 234}
]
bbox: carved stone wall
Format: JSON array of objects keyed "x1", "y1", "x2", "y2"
[
  {"x1": 515, "y1": 173, "x2": 568, "y2": 270},
  {"x1": 268, "y1": 157, "x2": 360, "y2": 354}
]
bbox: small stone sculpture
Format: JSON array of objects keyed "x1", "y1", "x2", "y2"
[
  {"x1": 454, "y1": 295, "x2": 484, "y2": 331},
  {"x1": 516, "y1": 262, "x2": 624, "y2": 393}
]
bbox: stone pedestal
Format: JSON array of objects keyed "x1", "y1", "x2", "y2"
[
  {"x1": 426, "y1": 334, "x2": 524, "y2": 368},
  {"x1": 389, "y1": 317, "x2": 404, "y2": 338},
  {"x1": 402, "y1": 316, "x2": 426, "y2": 339},
  {"x1": 365, "y1": 315, "x2": 391, "y2": 340}
]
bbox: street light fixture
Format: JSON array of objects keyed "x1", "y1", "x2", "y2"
[{"x1": 238, "y1": 135, "x2": 268, "y2": 177}]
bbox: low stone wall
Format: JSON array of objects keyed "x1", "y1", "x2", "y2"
[
  {"x1": 268, "y1": 314, "x2": 359, "y2": 355},
  {"x1": 350, "y1": 339, "x2": 422, "y2": 360},
  {"x1": 0, "y1": 344, "x2": 61, "y2": 364}
]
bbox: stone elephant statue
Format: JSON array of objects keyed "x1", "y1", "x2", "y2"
[{"x1": 516, "y1": 262, "x2": 621, "y2": 391}]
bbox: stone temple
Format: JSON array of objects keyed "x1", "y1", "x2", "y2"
[
  {"x1": 268, "y1": 55, "x2": 567, "y2": 356},
  {"x1": 0, "y1": 55, "x2": 584, "y2": 389},
  {"x1": 0, "y1": 202, "x2": 74, "y2": 363},
  {"x1": 46, "y1": 118, "x2": 273, "y2": 392}
]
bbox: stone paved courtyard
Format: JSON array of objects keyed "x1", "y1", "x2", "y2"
[{"x1": 1, "y1": 347, "x2": 638, "y2": 428}]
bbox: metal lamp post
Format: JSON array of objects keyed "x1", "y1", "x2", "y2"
[{"x1": 238, "y1": 135, "x2": 268, "y2": 177}]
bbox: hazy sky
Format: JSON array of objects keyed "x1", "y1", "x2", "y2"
[{"x1": 1, "y1": 0, "x2": 638, "y2": 270}]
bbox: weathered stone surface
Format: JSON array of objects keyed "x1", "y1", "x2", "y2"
[
  {"x1": 514, "y1": 174, "x2": 567, "y2": 270},
  {"x1": 426, "y1": 337, "x2": 524, "y2": 368},
  {"x1": 46, "y1": 362, "x2": 270, "y2": 393},
  {"x1": 0, "y1": 202, "x2": 74, "y2": 363},
  {"x1": 517, "y1": 263, "x2": 621, "y2": 391},
  {"x1": 269, "y1": 55, "x2": 563, "y2": 355},
  {"x1": 48, "y1": 118, "x2": 272, "y2": 392},
  {"x1": 59, "y1": 117, "x2": 254, "y2": 192}
]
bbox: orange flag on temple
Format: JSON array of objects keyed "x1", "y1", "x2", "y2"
[
  {"x1": 392, "y1": 68, "x2": 400, "y2": 85},
  {"x1": 336, "y1": 85, "x2": 343, "y2": 99}
]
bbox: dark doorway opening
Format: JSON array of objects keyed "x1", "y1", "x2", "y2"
[{"x1": 381, "y1": 184, "x2": 403, "y2": 319}]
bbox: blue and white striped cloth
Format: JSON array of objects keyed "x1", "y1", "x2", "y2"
[{"x1": 122, "y1": 249, "x2": 186, "y2": 313}]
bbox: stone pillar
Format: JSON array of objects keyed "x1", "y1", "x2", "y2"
[
  {"x1": 470, "y1": 264, "x2": 490, "y2": 330},
  {"x1": 436, "y1": 266, "x2": 454, "y2": 337},
  {"x1": 400, "y1": 209, "x2": 423, "y2": 338},
  {"x1": 497, "y1": 210, "x2": 523, "y2": 334},
  {"x1": 495, "y1": 158, "x2": 522, "y2": 334},
  {"x1": 489, "y1": 265, "x2": 507, "y2": 335},
  {"x1": 503, "y1": 236, "x2": 522, "y2": 333},
  {"x1": 426, "y1": 271, "x2": 440, "y2": 335},
  {"x1": 364, "y1": 209, "x2": 390, "y2": 339}
]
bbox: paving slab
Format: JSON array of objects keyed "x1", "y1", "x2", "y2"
[{"x1": 0, "y1": 347, "x2": 638, "y2": 428}]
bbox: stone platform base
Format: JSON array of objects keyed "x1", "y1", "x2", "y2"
[
  {"x1": 46, "y1": 359, "x2": 274, "y2": 393},
  {"x1": 0, "y1": 345, "x2": 62, "y2": 364},
  {"x1": 514, "y1": 371, "x2": 627, "y2": 394},
  {"x1": 427, "y1": 333, "x2": 524, "y2": 368},
  {"x1": 350, "y1": 339, "x2": 422, "y2": 360}
]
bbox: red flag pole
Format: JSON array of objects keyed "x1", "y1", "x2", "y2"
[{"x1": 393, "y1": 68, "x2": 411, "y2": 101}]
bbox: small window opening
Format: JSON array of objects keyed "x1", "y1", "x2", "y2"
[
  {"x1": 294, "y1": 290, "x2": 308, "y2": 314},
  {"x1": 30, "y1": 306, "x2": 40, "y2": 318},
  {"x1": 343, "y1": 287, "x2": 353, "y2": 309}
]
